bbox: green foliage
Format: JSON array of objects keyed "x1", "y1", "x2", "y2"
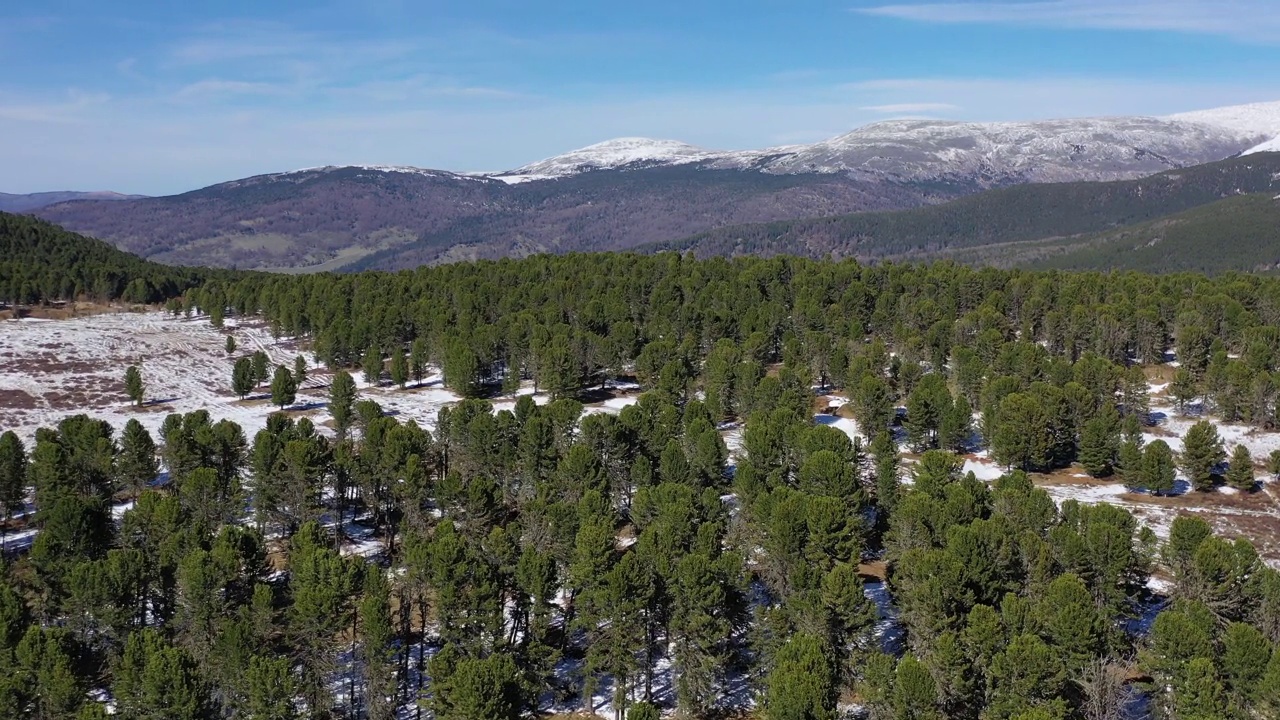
[
  {"x1": 232, "y1": 357, "x2": 256, "y2": 399},
  {"x1": 1180, "y1": 420, "x2": 1225, "y2": 492},
  {"x1": 1224, "y1": 444, "x2": 1256, "y2": 491},
  {"x1": 429, "y1": 647, "x2": 524, "y2": 720},
  {"x1": 1138, "y1": 439, "x2": 1177, "y2": 495},
  {"x1": 763, "y1": 633, "x2": 835, "y2": 720},
  {"x1": 269, "y1": 366, "x2": 297, "y2": 410},
  {"x1": 124, "y1": 365, "x2": 145, "y2": 406},
  {"x1": 0, "y1": 212, "x2": 216, "y2": 304}
]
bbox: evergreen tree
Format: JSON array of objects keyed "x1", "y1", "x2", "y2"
[
  {"x1": 389, "y1": 346, "x2": 409, "y2": 389},
  {"x1": 1224, "y1": 444, "x2": 1256, "y2": 491},
  {"x1": 1078, "y1": 413, "x2": 1119, "y2": 478},
  {"x1": 225, "y1": 335, "x2": 237, "y2": 354},
  {"x1": 893, "y1": 656, "x2": 942, "y2": 720},
  {"x1": 853, "y1": 374, "x2": 894, "y2": 439},
  {"x1": 1180, "y1": 420, "x2": 1225, "y2": 492},
  {"x1": 293, "y1": 355, "x2": 307, "y2": 388},
  {"x1": 251, "y1": 350, "x2": 270, "y2": 388},
  {"x1": 125, "y1": 364, "x2": 145, "y2": 406},
  {"x1": 429, "y1": 648, "x2": 523, "y2": 720},
  {"x1": 1268, "y1": 449, "x2": 1280, "y2": 481},
  {"x1": 1170, "y1": 368, "x2": 1198, "y2": 414},
  {"x1": 244, "y1": 655, "x2": 298, "y2": 720},
  {"x1": 1220, "y1": 622, "x2": 1270, "y2": 707},
  {"x1": 0, "y1": 431, "x2": 26, "y2": 548},
  {"x1": 360, "y1": 569, "x2": 396, "y2": 720},
  {"x1": 870, "y1": 428, "x2": 901, "y2": 512},
  {"x1": 118, "y1": 419, "x2": 159, "y2": 499},
  {"x1": 763, "y1": 633, "x2": 835, "y2": 720},
  {"x1": 1138, "y1": 440, "x2": 1177, "y2": 495},
  {"x1": 232, "y1": 357, "x2": 256, "y2": 399},
  {"x1": 363, "y1": 346, "x2": 383, "y2": 386},
  {"x1": 1175, "y1": 657, "x2": 1227, "y2": 720},
  {"x1": 270, "y1": 366, "x2": 297, "y2": 410},
  {"x1": 409, "y1": 338, "x2": 428, "y2": 386},
  {"x1": 329, "y1": 370, "x2": 357, "y2": 440}
]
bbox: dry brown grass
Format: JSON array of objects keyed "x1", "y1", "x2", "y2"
[
  {"x1": 0, "y1": 301, "x2": 131, "y2": 321},
  {"x1": 858, "y1": 560, "x2": 888, "y2": 582}
]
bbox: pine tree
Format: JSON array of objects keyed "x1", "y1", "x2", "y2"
[
  {"x1": 763, "y1": 632, "x2": 835, "y2": 720},
  {"x1": 1269, "y1": 449, "x2": 1280, "y2": 481},
  {"x1": 429, "y1": 649, "x2": 523, "y2": 720},
  {"x1": 0, "y1": 431, "x2": 26, "y2": 549},
  {"x1": 118, "y1": 419, "x2": 159, "y2": 499},
  {"x1": 1224, "y1": 444, "x2": 1256, "y2": 491},
  {"x1": 14, "y1": 626, "x2": 83, "y2": 719},
  {"x1": 244, "y1": 655, "x2": 298, "y2": 720},
  {"x1": 389, "y1": 346, "x2": 409, "y2": 389},
  {"x1": 251, "y1": 350, "x2": 270, "y2": 388},
  {"x1": 125, "y1": 365, "x2": 145, "y2": 406},
  {"x1": 409, "y1": 338, "x2": 428, "y2": 386},
  {"x1": 870, "y1": 428, "x2": 901, "y2": 512},
  {"x1": 1180, "y1": 420, "x2": 1225, "y2": 492},
  {"x1": 1175, "y1": 657, "x2": 1228, "y2": 720},
  {"x1": 329, "y1": 370, "x2": 358, "y2": 440},
  {"x1": 138, "y1": 644, "x2": 215, "y2": 720},
  {"x1": 1220, "y1": 622, "x2": 1270, "y2": 706},
  {"x1": 1121, "y1": 365, "x2": 1150, "y2": 420},
  {"x1": 360, "y1": 569, "x2": 396, "y2": 720},
  {"x1": 293, "y1": 355, "x2": 308, "y2": 388},
  {"x1": 363, "y1": 346, "x2": 383, "y2": 386},
  {"x1": 853, "y1": 375, "x2": 894, "y2": 439},
  {"x1": 1170, "y1": 368, "x2": 1198, "y2": 415},
  {"x1": 1079, "y1": 413, "x2": 1119, "y2": 478},
  {"x1": 1139, "y1": 440, "x2": 1177, "y2": 495},
  {"x1": 232, "y1": 357, "x2": 256, "y2": 399},
  {"x1": 893, "y1": 656, "x2": 941, "y2": 720},
  {"x1": 225, "y1": 335, "x2": 237, "y2": 354},
  {"x1": 939, "y1": 393, "x2": 973, "y2": 453},
  {"x1": 270, "y1": 366, "x2": 296, "y2": 410}
]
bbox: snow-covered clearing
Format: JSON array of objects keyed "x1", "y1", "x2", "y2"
[{"x1": 0, "y1": 310, "x2": 640, "y2": 449}]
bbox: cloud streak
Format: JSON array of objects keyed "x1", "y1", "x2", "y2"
[
  {"x1": 863, "y1": 102, "x2": 960, "y2": 113},
  {"x1": 4, "y1": 74, "x2": 1279, "y2": 195},
  {"x1": 858, "y1": 1, "x2": 1280, "y2": 43}
]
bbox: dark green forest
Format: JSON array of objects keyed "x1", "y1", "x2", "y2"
[
  {"x1": 4, "y1": 239, "x2": 1280, "y2": 719},
  {"x1": 0, "y1": 212, "x2": 226, "y2": 306},
  {"x1": 646, "y1": 153, "x2": 1280, "y2": 271}
]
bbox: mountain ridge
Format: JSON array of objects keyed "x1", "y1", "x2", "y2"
[{"x1": 26, "y1": 100, "x2": 1280, "y2": 271}]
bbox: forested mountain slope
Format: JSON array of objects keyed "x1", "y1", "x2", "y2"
[
  {"x1": 0, "y1": 212, "x2": 227, "y2": 305},
  {"x1": 955, "y1": 193, "x2": 1280, "y2": 274},
  {"x1": 0, "y1": 191, "x2": 145, "y2": 213},
  {"x1": 34, "y1": 165, "x2": 960, "y2": 271},
  {"x1": 649, "y1": 152, "x2": 1280, "y2": 265}
]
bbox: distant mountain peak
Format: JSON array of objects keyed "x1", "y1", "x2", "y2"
[
  {"x1": 1165, "y1": 100, "x2": 1280, "y2": 137},
  {"x1": 501, "y1": 137, "x2": 715, "y2": 180}
]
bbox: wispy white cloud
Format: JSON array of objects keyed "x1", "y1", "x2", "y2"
[
  {"x1": 858, "y1": 1, "x2": 1280, "y2": 43},
  {"x1": 0, "y1": 89, "x2": 109, "y2": 124},
  {"x1": 863, "y1": 102, "x2": 960, "y2": 113},
  {"x1": 3, "y1": 75, "x2": 1279, "y2": 195},
  {"x1": 173, "y1": 79, "x2": 293, "y2": 102}
]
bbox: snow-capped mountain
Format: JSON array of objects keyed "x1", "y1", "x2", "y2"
[
  {"x1": 503, "y1": 138, "x2": 716, "y2": 178},
  {"x1": 502, "y1": 101, "x2": 1280, "y2": 185}
]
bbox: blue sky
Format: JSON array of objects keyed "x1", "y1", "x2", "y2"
[{"x1": 3, "y1": 0, "x2": 1280, "y2": 194}]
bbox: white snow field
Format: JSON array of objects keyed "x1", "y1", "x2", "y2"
[{"x1": 0, "y1": 310, "x2": 640, "y2": 450}]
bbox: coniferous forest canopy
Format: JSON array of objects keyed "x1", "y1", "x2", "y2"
[
  {"x1": 4, "y1": 240, "x2": 1280, "y2": 719},
  {"x1": 0, "y1": 213, "x2": 230, "y2": 306}
]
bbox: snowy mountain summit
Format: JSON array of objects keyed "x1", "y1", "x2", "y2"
[
  {"x1": 501, "y1": 100, "x2": 1280, "y2": 185},
  {"x1": 502, "y1": 137, "x2": 717, "y2": 179}
]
